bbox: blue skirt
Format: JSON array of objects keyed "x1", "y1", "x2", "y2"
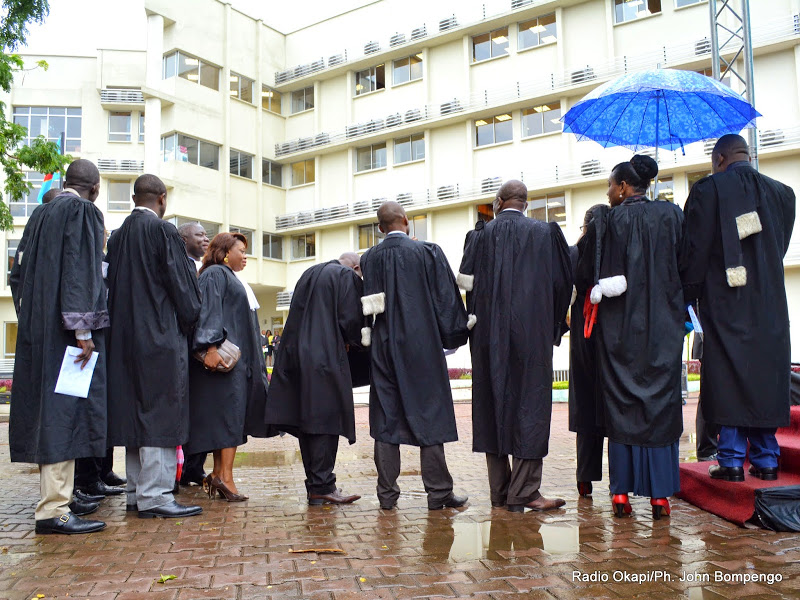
[{"x1": 608, "y1": 441, "x2": 680, "y2": 498}]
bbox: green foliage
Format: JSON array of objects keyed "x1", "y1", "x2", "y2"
[
  {"x1": 552, "y1": 381, "x2": 569, "y2": 390},
  {"x1": 0, "y1": 1, "x2": 71, "y2": 231},
  {"x1": 687, "y1": 373, "x2": 700, "y2": 382}
]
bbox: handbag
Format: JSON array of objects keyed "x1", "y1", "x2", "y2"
[{"x1": 194, "y1": 339, "x2": 241, "y2": 373}]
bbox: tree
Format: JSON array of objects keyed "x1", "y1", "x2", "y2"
[{"x1": 0, "y1": 1, "x2": 70, "y2": 231}]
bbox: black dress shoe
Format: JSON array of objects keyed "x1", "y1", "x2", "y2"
[
  {"x1": 709, "y1": 465, "x2": 745, "y2": 482},
  {"x1": 697, "y1": 453, "x2": 718, "y2": 463},
  {"x1": 429, "y1": 494, "x2": 468, "y2": 510},
  {"x1": 308, "y1": 489, "x2": 361, "y2": 505},
  {"x1": 35, "y1": 513, "x2": 106, "y2": 535},
  {"x1": 749, "y1": 465, "x2": 779, "y2": 481},
  {"x1": 68, "y1": 499, "x2": 99, "y2": 516},
  {"x1": 102, "y1": 471, "x2": 127, "y2": 486},
  {"x1": 126, "y1": 503, "x2": 138, "y2": 512},
  {"x1": 180, "y1": 472, "x2": 208, "y2": 487},
  {"x1": 379, "y1": 503, "x2": 396, "y2": 510},
  {"x1": 74, "y1": 489, "x2": 104, "y2": 503},
  {"x1": 79, "y1": 481, "x2": 125, "y2": 496},
  {"x1": 138, "y1": 501, "x2": 202, "y2": 519}
]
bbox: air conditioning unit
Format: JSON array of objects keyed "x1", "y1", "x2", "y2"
[
  {"x1": 759, "y1": 129, "x2": 785, "y2": 147},
  {"x1": 440, "y1": 100, "x2": 462, "y2": 115},
  {"x1": 511, "y1": 0, "x2": 533, "y2": 8},
  {"x1": 437, "y1": 185, "x2": 457, "y2": 200},
  {"x1": 354, "y1": 201, "x2": 371, "y2": 214},
  {"x1": 328, "y1": 53, "x2": 346, "y2": 67},
  {"x1": 396, "y1": 192, "x2": 414, "y2": 206},
  {"x1": 364, "y1": 41, "x2": 380, "y2": 55},
  {"x1": 703, "y1": 139, "x2": 717, "y2": 155},
  {"x1": 386, "y1": 113, "x2": 402, "y2": 127},
  {"x1": 439, "y1": 15, "x2": 458, "y2": 32},
  {"x1": 314, "y1": 133, "x2": 330, "y2": 146},
  {"x1": 346, "y1": 124, "x2": 365, "y2": 138},
  {"x1": 371, "y1": 198, "x2": 387, "y2": 210},
  {"x1": 310, "y1": 59, "x2": 325, "y2": 73},
  {"x1": 580, "y1": 160, "x2": 602, "y2": 176},
  {"x1": 570, "y1": 67, "x2": 596, "y2": 85},
  {"x1": 390, "y1": 33, "x2": 406, "y2": 47},
  {"x1": 481, "y1": 177, "x2": 502, "y2": 194},
  {"x1": 405, "y1": 108, "x2": 422, "y2": 122},
  {"x1": 694, "y1": 38, "x2": 711, "y2": 56},
  {"x1": 410, "y1": 25, "x2": 427, "y2": 40}
]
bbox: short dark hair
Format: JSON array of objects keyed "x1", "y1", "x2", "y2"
[{"x1": 64, "y1": 159, "x2": 100, "y2": 192}]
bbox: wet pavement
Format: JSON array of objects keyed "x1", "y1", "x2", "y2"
[{"x1": 1, "y1": 398, "x2": 799, "y2": 600}]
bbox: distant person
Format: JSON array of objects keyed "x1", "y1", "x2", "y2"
[
  {"x1": 265, "y1": 329, "x2": 274, "y2": 367},
  {"x1": 681, "y1": 134, "x2": 795, "y2": 483},
  {"x1": 9, "y1": 159, "x2": 109, "y2": 534},
  {"x1": 105, "y1": 174, "x2": 203, "y2": 519},
  {"x1": 459, "y1": 180, "x2": 573, "y2": 512},
  {"x1": 41, "y1": 188, "x2": 60, "y2": 204},
  {"x1": 360, "y1": 201, "x2": 470, "y2": 510},
  {"x1": 266, "y1": 252, "x2": 365, "y2": 505}
]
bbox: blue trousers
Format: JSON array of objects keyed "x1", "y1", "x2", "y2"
[
  {"x1": 608, "y1": 441, "x2": 680, "y2": 498},
  {"x1": 717, "y1": 426, "x2": 780, "y2": 469}
]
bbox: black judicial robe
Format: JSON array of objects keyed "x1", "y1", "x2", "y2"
[
  {"x1": 9, "y1": 192, "x2": 109, "y2": 464},
  {"x1": 681, "y1": 164, "x2": 795, "y2": 428},
  {"x1": 266, "y1": 260, "x2": 364, "y2": 444},
  {"x1": 185, "y1": 265, "x2": 271, "y2": 453},
  {"x1": 9, "y1": 203, "x2": 45, "y2": 314},
  {"x1": 596, "y1": 196, "x2": 685, "y2": 447},
  {"x1": 361, "y1": 234, "x2": 469, "y2": 447},
  {"x1": 459, "y1": 211, "x2": 573, "y2": 459},
  {"x1": 106, "y1": 209, "x2": 202, "y2": 448}
]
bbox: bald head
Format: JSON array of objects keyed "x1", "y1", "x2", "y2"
[
  {"x1": 377, "y1": 201, "x2": 408, "y2": 234},
  {"x1": 64, "y1": 159, "x2": 100, "y2": 202},
  {"x1": 339, "y1": 251, "x2": 362, "y2": 277},
  {"x1": 178, "y1": 222, "x2": 209, "y2": 260},
  {"x1": 133, "y1": 174, "x2": 168, "y2": 218},
  {"x1": 711, "y1": 134, "x2": 750, "y2": 174},
  {"x1": 494, "y1": 179, "x2": 528, "y2": 214}
]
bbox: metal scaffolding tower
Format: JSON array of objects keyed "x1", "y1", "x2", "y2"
[{"x1": 709, "y1": 0, "x2": 758, "y2": 168}]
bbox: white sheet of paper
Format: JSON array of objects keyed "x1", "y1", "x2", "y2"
[
  {"x1": 54, "y1": 346, "x2": 99, "y2": 398},
  {"x1": 688, "y1": 305, "x2": 704, "y2": 336}
]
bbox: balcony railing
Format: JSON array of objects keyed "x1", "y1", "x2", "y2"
[
  {"x1": 97, "y1": 159, "x2": 144, "y2": 173},
  {"x1": 274, "y1": 123, "x2": 800, "y2": 231},
  {"x1": 274, "y1": 13, "x2": 799, "y2": 159},
  {"x1": 276, "y1": 291, "x2": 293, "y2": 310},
  {"x1": 100, "y1": 88, "x2": 144, "y2": 104}
]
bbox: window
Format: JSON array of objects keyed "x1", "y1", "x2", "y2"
[
  {"x1": 356, "y1": 143, "x2": 387, "y2": 172},
  {"x1": 655, "y1": 176, "x2": 674, "y2": 202},
  {"x1": 229, "y1": 226, "x2": 254, "y2": 255},
  {"x1": 108, "y1": 112, "x2": 131, "y2": 142},
  {"x1": 12, "y1": 106, "x2": 82, "y2": 152},
  {"x1": 162, "y1": 51, "x2": 220, "y2": 90},
  {"x1": 409, "y1": 214, "x2": 427, "y2": 241},
  {"x1": 477, "y1": 203, "x2": 494, "y2": 223},
  {"x1": 262, "y1": 159, "x2": 282, "y2": 187},
  {"x1": 262, "y1": 233, "x2": 283, "y2": 260},
  {"x1": 475, "y1": 114, "x2": 512, "y2": 147},
  {"x1": 6, "y1": 240, "x2": 18, "y2": 286},
  {"x1": 393, "y1": 55, "x2": 422, "y2": 85},
  {"x1": 230, "y1": 72, "x2": 254, "y2": 103},
  {"x1": 108, "y1": 181, "x2": 132, "y2": 212},
  {"x1": 522, "y1": 104, "x2": 562, "y2": 137},
  {"x1": 291, "y1": 233, "x2": 315, "y2": 259},
  {"x1": 262, "y1": 85, "x2": 282, "y2": 114},
  {"x1": 161, "y1": 133, "x2": 219, "y2": 170},
  {"x1": 230, "y1": 149, "x2": 254, "y2": 179},
  {"x1": 394, "y1": 134, "x2": 425, "y2": 164},
  {"x1": 698, "y1": 66, "x2": 731, "y2": 88},
  {"x1": 676, "y1": 0, "x2": 703, "y2": 6},
  {"x1": 518, "y1": 13, "x2": 557, "y2": 50},
  {"x1": 168, "y1": 216, "x2": 220, "y2": 238},
  {"x1": 291, "y1": 159, "x2": 315, "y2": 186},
  {"x1": 291, "y1": 87, "x2": 314, "y2": 113},
  {"x1": 472, "y1": 27, "x2": 509, "y2": 62},
  {"x1": 528, "y1": 194, "x2": 566, "y2": 225},
  {"x1": 358, "y1": 223, "x2": 385, "y2": 249},
  {"x1": 614, "y1": 0, "x2": 661, "y2": 24},
  {"x1": 5, "y1": 322, "x2": 18, "y2": 358},
  {"x1": 355, "y1": 65, "x2": 385, "y2": 96},
  {"x1": 8, "y1": 171, "x2": 44, "y2": 218},
  {"x1": 138, "y1": 113, "x2": 145, "y2": 143},
  {"x1": 687, "y1": 170, "x2": 710, "y2": 192}
]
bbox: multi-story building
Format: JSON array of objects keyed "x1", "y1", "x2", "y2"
[{"x1": 2, "y1": 0, "x2": 799, "y2": 369}]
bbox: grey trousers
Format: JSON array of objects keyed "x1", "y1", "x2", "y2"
[
  {"x1": 486, "y1": 454, "x2": 543, "y2": 507},
  {"x1": 374, "y1": 441, "x2": 454, "y2": 508},
  {"x1": 125, "y1": 447, "x2": 176, "y2": 511},
  {"x1": 36, "y1": 460, "x2": 75, "y2": 520}
]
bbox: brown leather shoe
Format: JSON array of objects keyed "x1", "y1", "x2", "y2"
[
  {"x1": 308, "y1": 489, "x2": 361, "y2": 505},
  {"x1": 525, "y1": 496, "x2": 566, "y2": 511}
]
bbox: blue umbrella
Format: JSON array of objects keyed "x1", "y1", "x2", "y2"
[{"x1": 562, "y1": 68, "x2": 760, "y2": 154}]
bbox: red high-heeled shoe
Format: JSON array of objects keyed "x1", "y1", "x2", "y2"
[
  {"x1": 577, "y1": 482, "x2": 593, "y2": 497},
  {"x1": 650, "y1": 498, "x2": 671, "y2": 520},
  {"x1": 612, "y1": 494, "x2": 632, "y2": 517}
]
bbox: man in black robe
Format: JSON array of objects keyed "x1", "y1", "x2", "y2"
[
  {"x1": 458, "y1": 180, "x2": 572, "y2": 513},
  {"x1": 176, "y1": 221, "x2": 209, "y2": 487},
  {"x1": 10, "y1": 159, "x2": 109, "y2": 534},
  {"x1": 361, "y1": 201, "x2": 470, "y2": 510},
  {"x1": 106, "y1": 174, "x2": 203, "y2": 518},
  {"x1": 681, "y1": 134, "x2": 796, "y2": 482},
  {"x1": 266, "y1": 252, "x2": 365, "y2": 504}
]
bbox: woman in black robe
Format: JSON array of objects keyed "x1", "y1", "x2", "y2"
[
  {"x1": 594, "y1": 155, "x2": 684, "y2": 520},
  {"x1": 186, "y1": 232, "x2": 270, "y2": 501}
]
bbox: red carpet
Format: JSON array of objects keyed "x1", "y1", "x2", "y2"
[{"x1": 677, "y1": 406, "x2": 800, "y2": 526}]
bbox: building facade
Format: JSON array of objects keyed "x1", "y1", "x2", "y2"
[{"x1": 2, "y1": 0, "x2": 799, "y2": 368}]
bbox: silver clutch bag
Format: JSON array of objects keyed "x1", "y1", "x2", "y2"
[{"x1": 194, "y1": 339, "x2": 241, "y2": 373}]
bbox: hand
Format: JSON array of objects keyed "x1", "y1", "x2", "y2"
[
  {"x1": 345, "y1": 344, "x2": 350, "y2": 353},
  {"x1": 565, "y1": 312, "x2": 571, "y2": 328},
  {"x1": 203, "y1": 346, "x2": 229, "y2": 371},
  {"x1": 75, "y1": 338, "x2": 95, "y2": 370}
]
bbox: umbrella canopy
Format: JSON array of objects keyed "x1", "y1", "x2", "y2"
[{"x1": 561, "y1": 68, "x2": 760, "y2": 153}]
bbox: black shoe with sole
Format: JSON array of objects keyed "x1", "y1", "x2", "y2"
[
  {"x1": 180, "y1": 472, "x2": 208, "y2": 487},
  {"x1": 748, "y1": 465, "x2": 779, "y2": 481},
  {"x1": 138, "y1": 500, "x2": 202, "y2": 519},
  {"x1": 429, "y1": 494, "x2": 468, "y2": 510},
  {"x1": 78, "y1": 481, "x2": 125, "y2": 497},
  {"x1": 68, "y1": 499, "x2": 99, "y2": 517},
  {"x1": 74, "y1": 488, "x2": 104, "y2": 503},
  {"x1": 708, "y1": 465, "x2": 745, "y2": 482},
  {"x1": 102, "y1": 471, "x2": 127, "y2": 486},
  {"x1": 35, "y1": 513, "x2": 106, "y2": 535},
  {"x1": 126, "y1": 504, "x2": 138, "y2": 512}
]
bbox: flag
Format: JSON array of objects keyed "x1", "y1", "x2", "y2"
[{"x1": 37, "y1": 136, "x2": 63, "y2": 203}]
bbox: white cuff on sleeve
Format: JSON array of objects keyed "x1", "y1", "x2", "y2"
[{"x1": 75, "y1": 329, "x2": 92, "y2": 341}]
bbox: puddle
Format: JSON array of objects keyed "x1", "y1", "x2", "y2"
[{"x1": 234, "y1": 449, "x2": 302, "y2": 467}]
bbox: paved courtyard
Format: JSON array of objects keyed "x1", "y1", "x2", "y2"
[{"x1": 1, "y1": 398, "x2": 798, "y2": 600}]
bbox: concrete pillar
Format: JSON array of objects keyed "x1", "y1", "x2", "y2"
[{"x1": 143, "y1": 13, "x2": 164, "y2": 174}]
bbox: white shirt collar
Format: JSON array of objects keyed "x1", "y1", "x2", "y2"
[
  {"x1": 386, "y1": 230, "x2": 407, "y2": 236},
  {"x1": 500, "y1": 208, "x2": 524, "y2": 214},
  {"x1": 133, "y1": 206, "x2": 159, "y2": 218}
]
